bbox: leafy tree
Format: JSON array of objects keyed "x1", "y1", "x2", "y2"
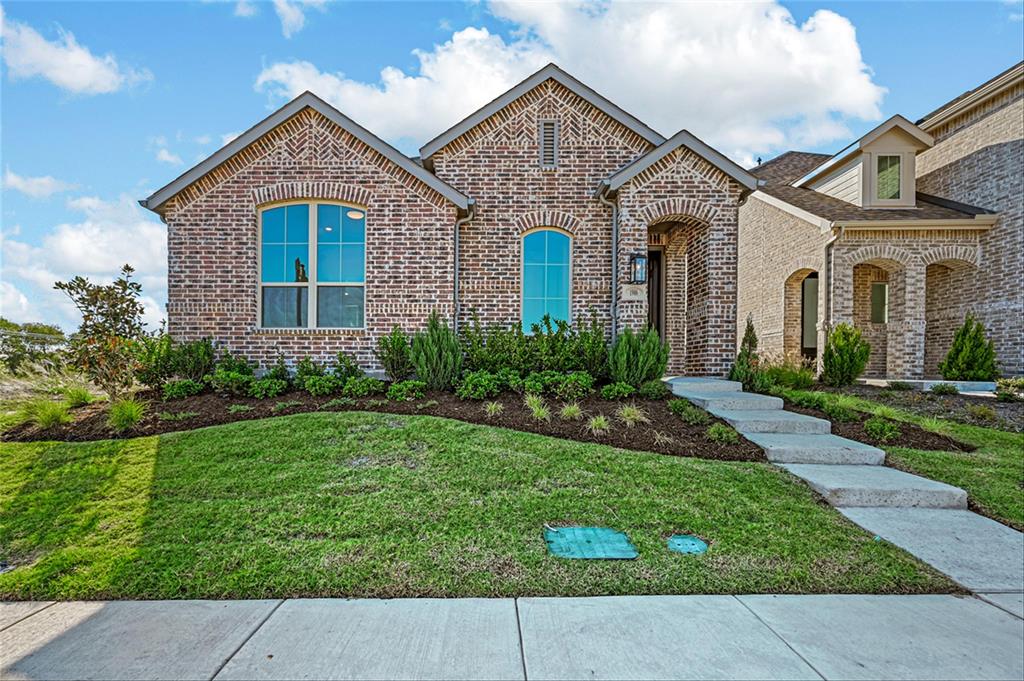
[
  {"x1": 939, "y1": 314, "x2": 998, "y2": 381},
  {"x1": 0, "y1": 317, "x2": 66, "y2": 373},
  {"x1": 54, "y1": 265, "x2": 147, "y2": 399}
]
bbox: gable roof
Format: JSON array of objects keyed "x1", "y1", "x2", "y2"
[
  {"x1": 141, "y1": 91, "x2": 472, "y2": 214},
  {"x1": 600, "y1": 129, "x2": 759, "y2": 194},
  {"x1": 417, "y1": 63, "x2": 666, "y2": 161},
  {"x1": 792, "y1": 115, "x2": 933, "y2": 188},
  {"x1": 750, "y1": 151, "x2": 831, "y2": 185},
  {"x1": 917, "y1": 60, "x2": 1024, "y2": 130}
]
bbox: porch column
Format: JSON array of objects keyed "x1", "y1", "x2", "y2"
[
  {"x1": 684, "y1": 209, "x2": 737, "y2": 377},
  {"x1": 886, "y1": 261, "x2": 926, "y2": 379}
]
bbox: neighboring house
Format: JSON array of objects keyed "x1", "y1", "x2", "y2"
[
  {"x1": 738, "y1": 62, "x2": 1023, "y2": 379},
  {"x1": 142, "y1": 64, "x2": 758, "y2": 376}
]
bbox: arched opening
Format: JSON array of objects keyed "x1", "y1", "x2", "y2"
[
  {"x1": 783, "y1": 269, "x2": 819, "y2": 361},
  {"x1": 647, "y1": 217, "x2": 708, "y2": 374},
  {"x1": 520, "y1": 227, "x2": 572, "y2": 333},
  {"x1": 925, "y1": 258, "x2": 977, "y2": 377}
]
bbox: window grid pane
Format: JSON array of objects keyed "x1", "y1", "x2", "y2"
[
  {"x1": 522, "y1": 230, "x2": 570, "y2": 332},
  {"x1": 317, "y1": 286, "x2": 364, "y2": 328},
  {"x1": 877, "y1": 155, "x2": 900, "y2": 200},
  {"x1": 261, "y1": 206, "x2": 309, "y2": 283}
]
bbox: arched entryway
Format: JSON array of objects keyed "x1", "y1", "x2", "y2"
[
  {"x1": 924, "y1": 257, "x2": 978, "y2": 377},
  {"x1": 783, "y1": 269, "x2": 819, "y2": 361}
]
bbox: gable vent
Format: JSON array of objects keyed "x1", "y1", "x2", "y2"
[{"x1": 539, "y1": 120, "x2": 559, "y2": 169}]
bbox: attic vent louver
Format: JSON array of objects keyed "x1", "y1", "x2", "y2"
[{"x1": 539, "y1": 120, "x2": 559, "y2": 169}]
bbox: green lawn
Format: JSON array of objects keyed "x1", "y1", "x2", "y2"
[
  {"x1": 789, "y1": 390, "x2": 1024, "y2": 531},
  {"x1": 0, "y1": 411, "x2": 953, "y2": 600}
]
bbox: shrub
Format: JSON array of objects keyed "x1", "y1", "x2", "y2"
[
  {"x1": 24, "y1": 400, "x2": 72, "y2": 429},
  {"x1": 587, "y1": 414, "x2": 611, "y2": 435},
  {"x1": 760, "y1": 352, "x2": 815, "y2": 390},
  {"x1": 600, "y1": 382, "x2": 636, "y2": 400},
  {"x1": 460, "y1": 313, "x2": 531, "y2": 375},
  {"x1": 162, "y1": 378, "x2": 205, "y2": 401},
  {"x1": 864, "y1": 416, "x2": 900, "y2": 443},
  {"x1": 821, "y1": 323, "x2": 871, "y2": 387},
  {"x1": 264, "y1": 357, "x2": 291, "y2": 383},
  {"x1": 528, "y1": 315, "x2": 577, "y2": 373},
  {"x1": 342, "y1": 376, "x2": 386, "y2": 398},
  {"x1": 706, "y1": 423, "x2": 739, "y2": 444},
  {"x1": 209, "y1": 369, "x2": 254, "y2": 397},
  {"x1": 668, "y1": 399, "x2": 710, "y2": 426},
  {"x1": 456, "y1": 370, "x2": 502, "y2": 400},
  {"x1": 939, "y1": 314, "x2": 998, "y2": 381},
  {"x1": 553, "y1": 371, "x2": 594, "y2": 401},
  {"x1": 411, "y1": 312, "x2": 463, "y2": 391},
  {"x1": 294, "y1": 357, "x2": 325, "y2": 390},
  {"x1": 872, "y1": 405, "x2": 901, "y2": 421},
  {"x1": 333, "y1": 352, "x2": 362, "y2": 381},
  {"x1": 495, "y1": 368, "x2": 523, "y2": 392},
  {"x1": 822, "y1": 402, "x2": 858, "y2": 423},
  {"x1": 216, "y1": 352, "x2": 255, "y2": 376},
  {"x1": 615, "y1": 403, "x2": 650, "y2": 427},
  {"x1": 249, "y1": 378, "x2": 288, "y2": 400},
  {"x1": 608, "y1": 327, "x2": 669, "y2": 387},
  {"x1": 559, "y1": 402, "x2": 583, "y2": 421},
  {"x1": 483, "y1": 401, "x2": 504, "y2": 417},
  {"x1": 375, "y1": 326, "x2": 414, "y2": 382},
  {"x1": 995, "y1": 378, "x2": 1024, "y2": 402},
  {"x1": 108, "y1": 398, "x2": 146, "y2": 432},
  {"x1": 524, "y1": 393, "x2": 550, "y2": 421},
  {"x1": 637, "y1": 380, "x2": 670, "y2": 400},
  {"x1": 322, "y1": 397, "x2": 356, "y2": 410},
  {"x1": 931, "y1": 383, "x2": 959, "y2": 396},
  {"x1": 387, "y1": 380, "x2": 426, "y2": 402},
  {"x1": 304, "y1": 374, "x2": 343, "y2": 397},
  {"x1": 63, "y1": 386, "x2": 95, "y2": 408},
  {"x1": 965, "y1": 404, "x2": 998, "y2": 422},
  {"x1": 135, "y1": 333, "x2": 176, "y2": 389},
  {"x1": 652, "y1": 430, "x2": 674, "y2": 447},
  {"x1": 728, "y1": 314, "x2": 759, "y2": 390},
  {"x1": 888, "y1": 380, "x2": 914, "y2": 391},
  {"x1": 572, "y1": 310, "x2": 610, "y2": 382},
  {"x1": 174, "y1": 339, "x2": 216, "y2": 382},
  {"x1": 55, "y1": 264, "x2": 146, "y2": 400}
]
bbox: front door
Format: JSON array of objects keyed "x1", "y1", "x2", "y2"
[{"x1": 647, "y1": 249, "x2": 664, "y2": 338}]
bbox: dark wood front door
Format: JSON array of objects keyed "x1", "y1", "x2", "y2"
[{"x1": 647, "y1": 249, "x2": 664, "y2": 338}]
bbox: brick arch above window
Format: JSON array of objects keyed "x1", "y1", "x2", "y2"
[
  {"x1": 252, "y1": 182, "x2": 374, "y2": 209},
  {"x1": 837, "y1": 244, "x2": 920, "y2": 271},
  {"x1": 513, "y1": 210, "x2": 584, "y2": 236},
  {"x1": 922, "y1": 244, "x2": 979, "y2": 269},
  {"x1": 637, "y1": 197, "x2": 718, "y2": 227}
]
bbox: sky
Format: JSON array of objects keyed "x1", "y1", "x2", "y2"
[{"x1": 1, "y1": 0, "x2": 1022, "y2": 331}]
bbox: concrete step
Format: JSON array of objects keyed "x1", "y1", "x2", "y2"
[
  {"x1": 667, "y1": 377, "x2": 742, "y2": 394},
  {"x1": 781, "y1": 464, "x2": 968, "y2": 509},
  {"x1": 708, "y1": 408, "x2": 831, "y2": 434},
  {"x1": 745, "y1": 433, "x2": 885, "y2": 465},
  {"x1": 676, "y1": 390, "x2": 784, "y2": 411}
]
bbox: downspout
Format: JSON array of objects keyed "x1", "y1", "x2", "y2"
[
  {"x1": 596, "y1": 182, "x2": 620, "y2": 341},
  {"x1": 453, "y1": 199, "x2": 476, "y2": 333},
  {"x1": 822, "y1": 222, "x2": 842, "y2": 350}
]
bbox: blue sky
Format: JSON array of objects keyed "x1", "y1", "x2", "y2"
[{"x1": 2, "y1": 0, "x2": 1022, "y2": 329}]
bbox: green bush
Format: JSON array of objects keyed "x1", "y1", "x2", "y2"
[
  {"x1": 162, "y1": 378, "x2": 205, "y2": 401},
  {"x1": 864, "y1": 416, "x2": 900, "y2": 442},
  {"x1": 135, "y1": 333, "x2": 177, "y2": 389},
  {"x1": 822, "y1": 402, "x2": 858, "y2": 423},
  {"x1": 495, "y1": 368, "x2": 522, "y2": 392},
  {"x1": 333, "y1": 352, "x2": 362, "y2": 381},
  {"x1": 175, "y1": 339, "x2": 217, "y2": 382},
  {"x1": 571, "y1": 311, "x2": 610, "y2": 382},
  {"x1": 342, "y1": 376, "x2": 386, "y2": 398},
  {"x1": 304, "y1": 374, "x2": 343, "y2": 397},
  {"x1": 888, "y1": 380, "x2": 914, "y2": 391},
  {"x1": 600, "y1": 382, "x2": 636, "y2": 400},
  {"x1": 63, "y1": 386, "x2": 95, "y2": 408},
  {"x1": 668, "y1": 399, "x2": 710, "y2": 426},
  {"x1": 553, "y1": 372, "x2": 594, "y2": 401},
  {"x1": 608, "y1": 327, "x2": 669, "y2": 387},
  {"x1": 931, "y1": 383, "x2": 959, "y2": 396},
  {"x1": 264, "y1": 357, "x2": 291, "y2": 383},
  {"x1": 208, "y1": 369, "x2": 254, "y2": 397},
  {"x1": 294, "y1": 357, "x2": 325, "y2": 390},
  {"x1": 249, "y1": 378, "x2": 288, "y2": 399},
  {"x1": 761, "y1": 353, "x2": 815, "y2": 389},
  {"x1": 705, "y1": 423, "x2": 739, "y2": 444},
  {"x1": 938, "y1": 314, "x2": 998, "y2": 381},
  {"x1": 387, "y1": 380, "x2": 426, "y2": 402},
  {"x1": 24, "y1": 400, "x2": 72, "y2": 429},
  {"x1": 460, "y1": 313, "x2": 531, "y2": 375},
  {"x1": 729, "y1": 314, "x2": 760, "y2": 390},
  {"x1": 821, "y1": 323, "x2": 871, "y2": 387},
  {"x1": 527, "y1": 316, "x2": 577, "y2": 373},
  {"x1": 108, "y1": 398, "x2": 146, "y2": 433},
  {"x1": 995, "y1": 377, "x2": 1024, "y2": 402},
  {"x1": 456, "y1": 370, "x2": 502, "y2": 400},
  {"x1": 637, "y1": 380, "x2": 670, "y2": 400},
  {"x1": 411, "y1": 312, "x2": 463, "y2": 391},
  {"x1": 216, "y1": 352, "x2": 255, "y2": 375},
  {"x1": 375, "y1": 326, "x2": 414, "y2": 382},
  {"x1": 523, "y1": 371, "x2": 562, "y2": 396}
]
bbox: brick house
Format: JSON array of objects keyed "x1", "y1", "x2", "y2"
[
  {"x1": 737, "y1": 62, "x2": 1023, "y2": 379},
  {"x1": 142, "y1": 64, "x2": 757, "y2": 376}
]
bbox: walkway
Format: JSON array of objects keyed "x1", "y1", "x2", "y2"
[
  {"x1": 669, "y1": 377, "x2": 1024, "y2": 594},
  {"x1": 1, "y1": 594, "x2": 1022, "y2": 680}
]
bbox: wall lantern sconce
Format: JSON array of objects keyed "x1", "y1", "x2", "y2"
[{"x1": 629, "y1": 253, "x2": 648, "y2": 284}]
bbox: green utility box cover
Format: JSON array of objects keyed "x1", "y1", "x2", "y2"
[{"x1": 544, "y1": 526, "x2": 638, "y2": 560}]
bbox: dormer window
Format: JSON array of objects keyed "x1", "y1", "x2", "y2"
[
  {"x1": 539, "y1": 120, "x2": 559, "y2": 169},
  {"x1": 876, "y1": 155, "x2": 901, "y2": 200}
]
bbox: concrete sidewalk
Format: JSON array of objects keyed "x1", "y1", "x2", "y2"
[{"x1": 2, "y1": 595, "x2": 1022, "y2": 680}]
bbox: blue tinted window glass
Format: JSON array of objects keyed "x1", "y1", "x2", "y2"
[
  {"x1": 341, "y1": 245, "x2": 364, "y2": 283},
  {"x1": 522, "y1": 298, "x2": 545, "y2": 333},
  {"x1": 342, "y1": 211, "x2": 365, "y2": 243},
  {"x1": 546, "y1": 297, "x2": 569, "y2": 323},
  {"x1": 547, "y1": 232, "x2": 570, "y2": 264},
  {"x1": 261, "y1": 245, "x2": 285, "y2": 283},
  {"x1": 262, "y1": 287, "x2": 308, "y2": 328},
  {"x1": 523, "y1": 232, "x2": 546, "y2": 264},
  {"x1": 262, "y1": 207, "x2": 286, "y2": 243},
  {"x1": 285, "y1": 244, "x2": 309, "y2": 282},
  {"x1": 317, "y1": 205, "x2": 341, "y2": 243},
  {"x1": 318, "y1": 244, "x2": 341, "y2": 282},
  {"x1": 318, "y1": 286, "x2": 364, "y2": 328},
  {"x1": 546, "y1": 264, "x2": 569, "y2": 298},
  {"x1": 523, "y1": 264, "x2": 544, "y2": 298},
  {"x1": 286, "y1": 205, "x2": 309, "y2": 243}
]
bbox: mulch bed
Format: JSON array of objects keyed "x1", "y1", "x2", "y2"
[
  {"x1": 784, "y1": 402, "x2": 975, "y2": 452},
  {"x1": 3, "y1": 390, "x2": 766, "y2": 462}
]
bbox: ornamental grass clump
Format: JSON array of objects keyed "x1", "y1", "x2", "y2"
[
  {"x1": 559, "y1": 402, "x2": 583, "y2": 421},
  {"x1": 411, "y1": 312, "x2": 463, "y2": 391},
  {"x1": 63, "y1": 386, "x2": 95, "y2": 408},
  {"x1": 615, "y1": 403, "x2": 650, "y2": 428},
  {"x1": 524, "y1": 393, "x2": 551, "y2": 422},
  {"x1": 587, "y1": 414, "x2": 611, "y2": 436},
  {"x1": 821, "y1": 323, "x2": 871, "y2": 387},
  {"x1": 108, "y1": 398, "x2": 146, "y2": 433},
  {"x1": 24, "y1": 399, "x2": 72, "y2": 429},
  {"x1": 939, "y1": 314, "x2": 998, "y2": 381}
]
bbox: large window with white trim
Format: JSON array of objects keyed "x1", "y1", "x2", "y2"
[
  {"x1": 260, "y1": 202, "x2": 366, "y2": 329},
  {"x1": 521, "y1": 228, "x2": 570, "y2": 332}
]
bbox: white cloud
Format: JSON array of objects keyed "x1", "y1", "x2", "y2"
[
  {"x1": 235, "y1": 0, "x2": 258, "y2": 18},
  {"x1": 0, "y1": 281, "x2": 37, "y2": 322},
  {"x1": 0, "y1": 8, "x2": 152, "y2": 95},
  {"x1": 273, "y1": 0, "x2": 327, "y2": 38},
  {"x1": 255, "y1": 1, "x2": 885, "y2": 161},
  {"x1": 1, "y1": 195, "x2": 167, "y2": 330},
  {"x1": 156, "y1": 148, "x2": 184, "y2": 165},
  {"x1": 3, "y1": 168, "x2": 78, "y2": 198},
  {"x1": 195, "y1": 134, "x2": 213, "y2": 145}
]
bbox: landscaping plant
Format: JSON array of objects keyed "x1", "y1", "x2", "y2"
[
  {"x1": 387, "y1": 380, "x2": 426, "y2": 402},
  {"x1": 342, "y1": 376, "x2": 386, "y2": 398},
  {"x1": 157, "y1": 411, "x2": 198, "y2": 422},
  {"x1": 294, "y1": 357, "x2": 326, "y2": 390},
  {"x1": 888, "y1": 380, "x2": 914, "y2": 391},
  {"x1": 272, "y1": 401, "x2": 303, "y2": 413},
  {"x1": 303, "y1": 375, "x2": 343, "y2": 397},
  {"x1": 615, "y1": 403, "x2": 650, "y2": 427},
  {"x1": 821, "y1": 323, "x2": 871, "y2": 387},
  {"x1": 0, "y1": 317, "x2": 66, "y2": 374},
  {"x1": 209, "y1": 366, "x2": 255, "y2": 397},
  {"x1": 108, "y1": 398, "x2": 146, "y2": 433},
  {"x1": 227, "y1": 404, "x2": 254, "y2": 414},
  {"x1": 63, "y1": 386, "x2": 95, "y2": 408},
  {"x1": 411, "y1": 312, "x2": 463, "y2": 391},
  {"x1": 600, "y1": 381, "x2": 636, "y2": 400},
  {"x1": 760, "y1": 352, "x2": 815, "y2": 389},
  {"x1": 456, "y1": 370, "x2": 502, "y2": 400},
  {"x1": 706, "y1": 423, "x2": 740, "y2": 444},
  {"x1": 553, "y1": 371, "x2": 594, "y2": 401},
  {"x1": 668, "y1": 399, "x2": 710, "y2": 426},
  {"x1": 162, "y1": 378, "x2": 205, "y2": 401},
  {"x1": 938, "y1": 313, "x2": 998, "y2": 381},
  {"x1": 24, "y1": 399, "x2": 72, "y2": 429},
  {"x1": 586, "y1": 414, "x2": 611, "y2": 435},
  {"x1": 608, "y1": 327, "x2": 669, "y2": 387},
  {"x1": 264, "y1": 356, "x2": 291, "y2": 384},
  {"x1": 248, "y1": 378, "x2": 289, "y2": 400},
  {"x1": 333, "y1": 352, "x2": 362, "y2": 381},
  {"x1": 637, "y1": 379, "x2": 670, "y2": 400},
  {"x1": 483, "y1": 401, "x2": 504, "y2": 417},
  {"x1": 931, "y1": 383, "x2": 959, "y2": 396},
  {"x1": 864, "y1": 416, "x2": 901, "y2": 443},
  {"x1": 524, "y1": 393, "x2": 551, "y2": 422},
  {"x1": 375, "y1": 326, "x2": 414, "y2": 382},
  {"x1": 728, "y1": 314, "x2": 760, "y2": 390},
  {"x1": 995, "y1": 378, "x2": 1024, "y2": 402},
  {"x1": 559, "y1": 402, "x2": 583, "y2": 421}
]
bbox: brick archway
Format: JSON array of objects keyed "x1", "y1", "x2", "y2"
[
  {"x1": 513, "y1": 210, "x2": 584, "y2": 236},
  {"x1": 252, "y1": 181, "x2": 374, "y2": 208}
]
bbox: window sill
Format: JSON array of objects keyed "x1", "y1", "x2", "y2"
[{"x1": 253, "y1": 327, "x2": 366, "y2": 336}]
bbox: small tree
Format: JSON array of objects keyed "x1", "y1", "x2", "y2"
[
  {"x1": 0, "y1": 318, "x2": 66, "y2": 374},
  {"x1": 939, "y1": 314, "x2": 998, "y2": 381},
  {"x1": 607, "y1": 326, "x2": 669, "y2": 387},
  {"x1": 728, "y1": 314, "x2": 759, "y2": 388},
  {"x1": 410, "y1": 311, "x2": 463, "y2": 391},
  {"x1": 821, "y1": 323, "x2": 871, "y2": 387},
  {"x1": 55, "y1": 265, "x2": 147, "y2": 399}
]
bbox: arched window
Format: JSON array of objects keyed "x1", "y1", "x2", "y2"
[{"x1": 521, "y1": 228, "x2": 570, "y2": 332}]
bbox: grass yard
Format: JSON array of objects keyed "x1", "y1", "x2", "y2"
[
  {"x1": 788, "y1": 389, "x2": 1024, "y2": 531},
  {"x1": 0, "y1": 411, "x2": 953, "y2": 600}
]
